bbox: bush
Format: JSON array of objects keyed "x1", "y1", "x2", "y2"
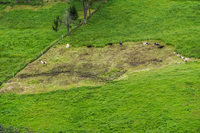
[
  {"x1": 52, "y1": 16, "x2": 62, "y2": 32},
  {"x1": 69, "y1": 4, "x2": 78, "y2": 20}
]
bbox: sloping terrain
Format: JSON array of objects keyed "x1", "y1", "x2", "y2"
[
  {"x1": 0, "y1": 2, "x2": 67, "y2": 84},
  {"x1": 0, "y1": 0, "x2": 200, "y2": 132},
  {"x1": 0, "y1": 0, "x2": 103, "y2": 85},
  {"x1": 62, "y1": 0, "x2": 200, "y2": 58},
  {"x1": 1, "y1": 41, "x2": 184, "y2": 94},
  {"x1": 0, "y1": 62, "x2": 200, "y2": 132}
]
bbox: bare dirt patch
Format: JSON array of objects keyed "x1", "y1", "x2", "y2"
[
  {"x1": 0, "y1": 83, "x2": 24, "y2": 93},
  {"x1": 1, "y1": 41, "x2": 183, "y2": 94}
]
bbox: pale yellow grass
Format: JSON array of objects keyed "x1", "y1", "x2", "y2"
[{"x1": 3, "y1": 0, "x2": 64, "y2": 12}]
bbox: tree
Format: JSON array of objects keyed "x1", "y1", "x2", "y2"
[
  {"x1": 104, "y1": 0, "x2": 106, "y2": 3},
  {"x1": 82, "y1": 0, "x2": 94, "y2": 23},
  {"x1": 69, "y1": 4, "x2": 78, "y2": 20},
  {"x1": 62, "y1": 4, "x2": 79, "y2": 36},
  {"x1": 88, "y1": 0, "x2": 95, "y2": 16},
  {"x1": 82, "y1": 0, "x2": 88, "y2": 23},
  {"x1": 52, "y1": 16, "x2": 62, "y2": 32},
  {"x1": 62, "y1": 10, "x2": 72, "y2": 36}
]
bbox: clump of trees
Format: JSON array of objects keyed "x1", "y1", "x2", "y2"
[
  {"x1": 62, "y1": 3, "x2": 79, "y2": 35},
  {"x1": 53, "y1": 3, "x2": 78, "y2": 35},
  {"x1": 82, "y1": 0, "x2": 106, "y2": 23},
  {"x1": 82, "y1": 0, "x2": 93, "y2": 23},
  {"x1": 52, "y1": 0, "x2": 106, "y2": 35}
]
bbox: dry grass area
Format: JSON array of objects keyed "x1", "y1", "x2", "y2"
[
  {"x1": 1, "y1": 41, "x2": 185, "y2": 94},
  {"x1": 3, "y1": 0, "x2": 65, "y2": 12},
  {"x1": 4, "y1": 4, "x2": 56, "y2": 12}
]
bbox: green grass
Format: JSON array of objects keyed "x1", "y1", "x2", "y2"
[
  {"x1": 61, "y1": 0, "x2": 200, "y2": 58},
  {"x1": 0, "y1": 0, "x2": 105, "y2": 85},
  {"x1": 0, "y1": 0, "x2": 43, "y2": 6},
  {"x1": 0, "y1": 3, "x2": 67, "y2": 84},
  {"x1": 0, "y1": 5, "x2": 7, "y2": 10},
  {"x1": 0, "y1": 0, "x2": 200, "y2": 132},
  {"x1": 0, "y1": 62, "x2": 200, "y2": 132}
]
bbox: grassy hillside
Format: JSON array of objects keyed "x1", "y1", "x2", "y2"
[
  {"x1": 0, "y1": 3, "x2": 67, "y2": 84},
  {"x1": 1, "y1": 41, "x2": 184, "y2": 94},
  {"x1": 0, "y1": 0, "x2": 200, "y2": 132},
  {"x1": 0, "y1": 62, "x2": 200, "y2": 132},
  {"x1": 62, "y1": 0, "x2": 200, "y2": 58},
  {"x1": 0, "y1": 0, "x2": 104, "y2": 85}
]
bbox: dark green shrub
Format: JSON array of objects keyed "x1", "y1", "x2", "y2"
[
  {"x1": 69, "y1": 4, "x2": 78, "y2": 20},
  {"x1": 52, "y1": 16, "x2": 62, "y2": 32}
]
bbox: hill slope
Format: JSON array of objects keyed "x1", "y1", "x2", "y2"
[
  {"x1": 0, "y1": 2, "x2": 67, "y2": 84},
  {"x1": 62, "y1": 0, "x2": 200, "y2": 58},
  {"x1": 0, "y1": 62, "x2": 200, "y2": 132},
  {"x1": 0, "y1": 0, "x2": 200, "y2": 132},
  {"x1": 1, "y1": 41, "x2": 183, "y2": 94}
]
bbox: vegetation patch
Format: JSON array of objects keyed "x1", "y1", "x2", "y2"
[
  {"x1": 61, "y1": 0, "x2": 200, "y2": 58},
  {"x1": 1, "y1": 41, "x2": 186, "y2": 94},
  {"x1": 0, "y1": 62, "x2": 199, "y2": 132},
  {"x1": 3, "y1": 4, "x2": 55, "y2": 12},
  {"x1": 0, "y1": 0, "x2": 104, "y2": 85},
  {"x1": 0, "y1": 2, "x2": 67, "y2": 84},
  {"x1": 0, "y1": 0, "x2": 200, "y2": 132},
  {"x1": 0, "y1": 123, "x2": 33, "y2": 133}
]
